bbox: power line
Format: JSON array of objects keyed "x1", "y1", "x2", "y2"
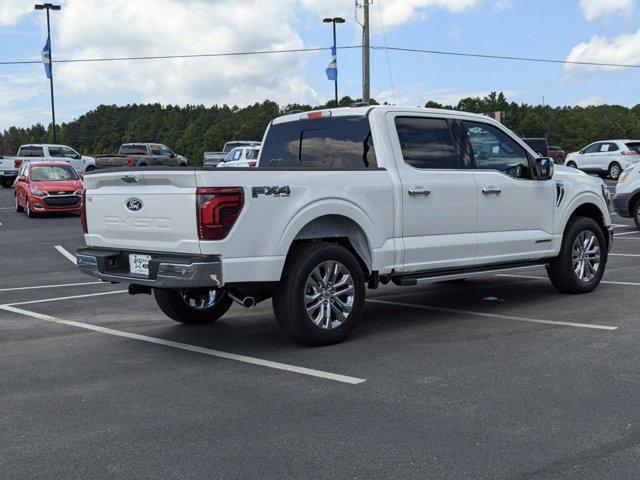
[
  {"x1": 1, "y1": 44, "x2": 639, "y2": 70},
  {"x1": 370, "y1": 46, "x2": 640, "y2": 69},
  {"x1": 0, "y1": 45, "x2": 362, "y2": 65}
]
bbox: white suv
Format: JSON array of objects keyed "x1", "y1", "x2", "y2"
[
  {"x1": 216, "y1": 146, "x2": 260, "y2": 168},
  {"x1": 613, "y1": 163, "x2": 640, "y2": 228},
  {"x1": 565, "y1": 140, "x2": 640, "y2": 180}
]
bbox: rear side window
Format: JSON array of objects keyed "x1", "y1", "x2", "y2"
[
  {"x1": 18, "y1": 146, "x2": 44, "y2": 157},
  {"x1": 246, "y1": 149, "x2": 259, "y2": 160},
  {"x1": 395, "y1": 117, "x2": 461, "y2": 169},
  {"x1": 260, "y1": 116, "x2": 377, "y2": 169}
]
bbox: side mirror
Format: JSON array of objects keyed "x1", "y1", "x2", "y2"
[
  {"x1": 17, "y1": 175, "x2": 26, "y2": 183},
  {"x1": 579, "y1": 149, "x2": 584, "y2": 154},
  {"x1": 534, "y1": 157, "x2": 554, "y2": 180},
  {"x1": 170, "y1": 152, "x2": 176, "y2": 158},
  {"x1": 75, "y1": 154, "x2": 81, "y2": 160}
]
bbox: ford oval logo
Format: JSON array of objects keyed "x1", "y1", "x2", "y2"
[{"x1": 126, "y1": 198, "x2": 143, "y2": 212}]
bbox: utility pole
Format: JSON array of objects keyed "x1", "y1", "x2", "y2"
[
  {"x1": 35, "y1": 3, "x2": 61, "y2": 143},
  {"x1": 323, "y1": 17, "x2": 345, "y2": 106},
  {"x1": 362, "y1": 1, "x2": 370, "y2": 104}
]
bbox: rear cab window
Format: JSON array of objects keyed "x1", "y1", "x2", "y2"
[
  {"x1": 18, "y1": 146, "x2": 44, "y2": 157},
  {"x1": 260, "y1": 115, "x2": 376, "y2": 169},
  {"x1": 120, "y1": 144, "x2": 148, "y2": 155}
]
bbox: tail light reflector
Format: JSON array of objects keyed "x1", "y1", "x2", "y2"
[
  {"x1": 196, "y1": 187, "x2": 244, "y2": 240},
  {"x1": 14, "y1": 159, "x2": 22, "y2": 169},
  {"x1": 81, "y1": 190, "x2": 88, "y2": 233},
  {"x1": 125, "y1": 156, "x2": 134, "y2": 166},
  {"x1": 248, "y1": 161, "x2": 257, "y2": 167}
]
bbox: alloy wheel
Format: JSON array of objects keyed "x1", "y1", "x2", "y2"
[
  {"x1": 304, "y1": 260, "x2": 355, "y2": 330},
  {"x1": 571, "y1": 230, "x2": 601, "y2": 282}
]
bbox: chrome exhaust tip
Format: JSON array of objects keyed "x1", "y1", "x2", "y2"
[{"x1": 228, "y1": 292, "x2": 256, "y2": 309}]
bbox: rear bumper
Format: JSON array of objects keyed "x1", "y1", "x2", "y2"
[
  {"x1": 76, "y1": 248, "x2": 223, "y2": 288},
  {"x1": 612, "y1": 193, "x2": 632, "y2": 217}
]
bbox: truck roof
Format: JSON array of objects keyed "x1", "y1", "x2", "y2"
[{"x1": 272, "y1": 105, "x2": 497, "y2": 125}]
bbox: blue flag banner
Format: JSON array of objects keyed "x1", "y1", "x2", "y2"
[
  {"x1": 326, "y1": 45, "x2": 337, "y2": 81},
  {"x1": 42, "y1": 37, "x2": 51, "y2": 79}
]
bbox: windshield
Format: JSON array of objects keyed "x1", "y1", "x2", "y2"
[
  {"x1": 120, "y1": 144, "x2": 147, "y2": 155},
  {"x1": 30, "y1": 165, "x2": 79, "y2": 181}
]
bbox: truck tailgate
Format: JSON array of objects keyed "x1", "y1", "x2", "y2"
[{"x1": 83, "y1": 170, "x2": 201, "y2": 254}]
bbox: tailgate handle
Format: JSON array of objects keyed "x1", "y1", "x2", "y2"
[{"x1": 121, "y1": 175, "x2": 139, "y2": 183}]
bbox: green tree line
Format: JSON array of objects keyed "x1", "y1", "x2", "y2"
[{"x1": 2, "y1": 92, "x2": 640, "y2": 164}]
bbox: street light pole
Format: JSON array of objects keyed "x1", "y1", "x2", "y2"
[
  {"x1": 35, "y1": 3, "x2": 61, "y2": 143},
  {"x1": 323, "y1": 17, "x2": 345, "y2": 106}
]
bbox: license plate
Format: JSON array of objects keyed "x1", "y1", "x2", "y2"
[{"x1": 129, "y1": 253, "x2": 151, "y2": 276}]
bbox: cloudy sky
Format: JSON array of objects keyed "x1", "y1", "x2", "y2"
[{"x1": 1, "y1": 0, "x2": 640, "y2": 130}]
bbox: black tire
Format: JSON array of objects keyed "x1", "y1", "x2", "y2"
[
  {"x1": 84, "y1": 165, "x2": 95, "y2": 173},
  {"x1": 25, "y1": 196, "x2": 36, "y2": 218},
  {"x1": 153, "y1": 288, "x2": 232, "y2": 324},
  {"x1": 273, "y1": 242, "x2": 366, "y2": 346},
  {"x1": 547, "y1": 217, "x2": 607, "y2": 294},
  {"x1": 608, "y1": 162, "x2": 622, "y2": 180},
  {"x1": 14, "y1": 194, "x2": 23, "y2": 212},
  {"x1": 632, "y1": 196, "x2": 640, "y2": 230},
  {"x1": 1, "y1": 178, "x2": 13, "y2": 188},
  {"x1": 566, "y1": 161, "x2": 577, "y2": 169}
]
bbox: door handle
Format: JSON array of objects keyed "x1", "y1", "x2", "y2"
[
  {"x1": 482, "y1": 186, "x2": 502, "y2": 195},
  {"x1": 408, "y1": 187, "x2": 431, "y2": 196}
]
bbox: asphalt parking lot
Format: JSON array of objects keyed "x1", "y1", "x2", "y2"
[{"x1": 2, "y1": 181, "x2": 640, "y2": 479}]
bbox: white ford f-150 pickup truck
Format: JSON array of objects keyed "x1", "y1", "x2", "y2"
[{"x1": 77, "y1": 106, "x2": 613, "y2": 345}]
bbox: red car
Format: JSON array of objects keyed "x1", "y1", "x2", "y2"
[{"x1": 14, "y1": 161, "x2": 84, "y2": 217}]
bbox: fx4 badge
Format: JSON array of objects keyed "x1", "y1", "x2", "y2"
[{"x1": 252, "y1": 186, "x2": 291, "y2": 198}]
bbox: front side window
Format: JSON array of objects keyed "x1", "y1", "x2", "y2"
[
  {"x1": 583, "y1": 143, "x2": 600, "y2": 154},
  {"x1": 395, "y1": 117, "x2": 461, "y2": 169},
  {"x1": 161, "y1": 146, "x2": 173, "y2": 157},
  {"x1": 150, "y1": 146, "x2": 162, "y2": 156},
  {"x1": 30, "y1": 165, "x2": 79, "y2": 181},
  {"x1": 62, "y1": 146, "x2": 79, "y2": 158},
  {"x1": 260, "y1": 116, "x2": 377, "y2": 169},
  {"x1": 463, "y1": 121, "x2": 531, "y2": 178}
]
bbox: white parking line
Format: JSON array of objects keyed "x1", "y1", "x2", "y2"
[
  {"x1": 367, "y1": 299, "x2": 617, "y2": 330},
  {"x1": 614, "y1": 231, "x2": 640, "y2": 236},
  {"x1": 610, "y1": 253, "x2": 640, "y2": 258},
  {"x1": 0, "y1": 281, "x2": 103, "y2": 293},
  {"x1": 4, "y1": 290, "x2": 128, "y2": 306},
  {"x1": 497, "y1": 273, "x2": 640, "y2": 288},
  {"x1": 54, "y1": 245, "x2": 77, "y2": 265},
  {"x1": 0, "y1": 304, "x2": 366, "y2": 385}
]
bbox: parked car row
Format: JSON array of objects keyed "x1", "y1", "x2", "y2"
[
  {"x1": 96, "y1": 143, "x2": 188, "y2": 168},
  {"x1": 203, "y1": 141, "x2": 261, "y2": 166}
]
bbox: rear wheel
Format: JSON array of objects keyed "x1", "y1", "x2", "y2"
[
  {"x1": 547, "y1": 217, "x2": 606, "y2": 293},
  {"x1": 608, "y1": 162, "x2": 622, "y2": 180},
  {"x1": 1, "y1": 178, "x2": 13, "y2": 188},
  {"x1": 273, "y1": 243, "x2": 365, "y2": 346},
  {"x1": 84, "y1": 165, "x2": 95, "y2": 173},
  {"x1": 153, "y1": 288, "x2": 232, "y2": 324}
]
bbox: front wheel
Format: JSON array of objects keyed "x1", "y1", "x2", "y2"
[
  {"x1": 1, "y1": 178, "x2": 13, "y2": 188},
  {"x1": 84, "y1": 165, "x2": 95, "y2": 173},
  {"x1": 566, "y1": 161, "x2": 577, "y2": 169},
  {"x1": 15, "y1": 194, "x2": 23, "y2": 212},
  {"x1": 547, "y1": 217, "x2": 607, "y2": 294},
  {"x1": 25, "y1": 196, "x2": 36, "y2": 218},
  {"x1": 273, "y1": 243, "x2": 365, "y2": 346},
  {"x1": 632, "y1": 197, "x2": 640, "y2": 230},
  {"x1": 154, "y1": 288, "x2": 232, "y2": 324}
]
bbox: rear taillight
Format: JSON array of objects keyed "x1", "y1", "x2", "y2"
[
  {"x1": 622, "y1": 150, "x2": 640, "y2": 155},
  {"x1": 14, "y1": 159, "x2": 22, "y2": 169},
  {"x1": 248, "y1": 161, "x2": 257, "y2": 167},
  {"x1": 125, "y1": 156, "x2": 134, "y2": 166},
  {"x1": 81, "y1": 190, "x2": 88, "y2": 233},
  {"x1": 196, "y1": 187, "x2": 244, "y2": 240}
]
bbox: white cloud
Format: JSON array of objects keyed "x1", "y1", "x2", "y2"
[
  {"x1": 576, "y1": 95, "x2": 603, "y2": 107},
  {"x1": 565, "y1": 29, "x2": 640, "y2": 72},
  {"x1": 493, "y1": 0, "x2": 515, "y2": 10},
  {"x1": 0, "y1": 74, "x2": 48, "y2": 129},
  {"x1": 374, "y1": 85, "x2": 518, "y2": 107},
  {"x1": 0, "y1": 0, "x2": 32, "y2": 26},
  {"x1": 450, "y1": 26, "x2": 462, "y2": 42},
  {"x1": 55, "y1": 0, "x2": 319, "y2": 108},
  {"x1": 578, "y1": 0, "x2": 635, "y2": 22}
]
